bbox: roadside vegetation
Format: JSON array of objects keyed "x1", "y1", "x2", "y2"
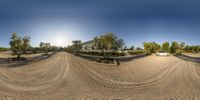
[
  {"x1": 127, "y1": 50, "x2": 146, "y2": 55},
  {"x1": 0, "y1": 47, "x2": 10, "y2": 52},
  {"x1": 72, "y1": 40, "x2": 82, "y2": 51},
  {"x1": 10, "y1": 32, "x2": 31, "y2": 59},
  {"x1": 67, "y1": 32, "x2": 148, "y2": 64},
  {"x1": 66, "y1": 32, "x2": 127, "y2": 58},
  {"x1": 40, "y1": 42, "x2": 51, "y2": 55},
  {"x1": 66, "y1": 40, "x2": 82, "y2": 53},
  {"x1": 143, "y1": 41, "x2": 200, "y2": 55},
  {"x1": 0, "y1": 32, "x2": 64, "y2": 62},
  {"x1": 143, "y1": 42, "x2": 161, "y2": 54},
  {"x1": 183, "y1": 45, "x2": 200, "y2": 53},
  {"x1": 93, "y1": 32, "x2": 125, "y2": 59},
  {"x1": 79, "y1": 51, "x2": 126, "y2": 57},
  {"x1": 2, "y1": 32, "x2": 200, "y2": 63}
]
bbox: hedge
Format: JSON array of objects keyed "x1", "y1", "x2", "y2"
[
  {"x1": 127, "y1": 50, "x2": 146, "y2": 55},
  {"x1": 0, "y1": 47, "x2": 10, "y2": 52},
  {"x1": 79, "y1": 51, "x2": 126, "y2": 57}
]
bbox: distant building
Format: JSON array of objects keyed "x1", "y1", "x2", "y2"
[{"x1": 81, "y1": 40, "x2": 95, "y2": 50}]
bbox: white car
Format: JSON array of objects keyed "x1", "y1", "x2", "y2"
[{"x1": 156, "y1": 52, "x2": 170, "y2": 56}]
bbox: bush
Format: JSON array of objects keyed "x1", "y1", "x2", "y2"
[
  {"x1": 174, "y1": 50, "x2": 181, "y2": 55},
  {"x1": 128, "y1": 50, "x2": 146, "y2": 55},
  {"x1": 107, "y1": 52, "x2": 126, "y2": 57},
  {"x1": 0, "y1": 47, "x2": 10, "y2": 52},
  {"x1": 79, "y1": 51, "x2": 126, "y2": 57}
]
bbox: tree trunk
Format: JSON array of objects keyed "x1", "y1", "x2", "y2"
[
  {"x1": 17, "y1": 53, "x2": 21, "y2": 59},
  {"x1": 101, "y1": 49, "x2": 106, "y2": 60},
  {"x1": 112, "y1": 49, "x2": 117, "y2": 56},
  {"x1": 105, "y1": 49, "x2": 108, "y2": 59},
  {"x1": 45, "y1": 51, "x2": 48, "y2": 55}
]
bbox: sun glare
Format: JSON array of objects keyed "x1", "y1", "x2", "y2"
[{"x1": 53, "y1": 36, "x2": 66, "y2": 47}]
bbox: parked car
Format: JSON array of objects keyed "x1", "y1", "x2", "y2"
[{"x1": 156, "y1": 51, "x2": 170, "y2": 56}]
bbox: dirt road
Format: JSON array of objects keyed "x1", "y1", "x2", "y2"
[{"x1": 0, "y1": 52, "x2": 200, "y2": 99}]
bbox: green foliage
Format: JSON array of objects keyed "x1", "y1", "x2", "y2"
[
  {"x1": 162, "y1": 42, "x2": 170, "y2": 53},
  {"x1": 180, "y1": 42, "x2": 185, "y2": 50},
  {"x1": 31, "y1": 47, "x2": 40, "y2": 53},
  {"x1": 136, "y1": 47, "x2": 142, "y2": 50},
  {"x1": 170, "y1": 41, "x2": 180, "y2": 54},
  {"x1": 22, "y1": 36, "x2": 31, "y2": 53},
  {"x1": 72, "y1": 40, "x2": 82, "y2": 51},
  {"x1": 143, "y1": 42, "x2": 161, "y2": 54},
  {"x1": 94, "y1": 32, "x2": 125, "y2": 59},
  {"x1": 174, "y1": 50, "x2": 182, "y2": 55},
  {"x1": 183, "y1": 45, "x2": 200, "y2": 53},
  {"x1": 9, "y1": 32, "x2": 31, "y2": 58},
  {"x1": 0, "y1": 47, "x2": 10, "y2": 52},
  {"x1": 128, "y1": 50, "x2": 146, "y2": 55},
  {"x1": 129, "y1": 46, "x2": 134, "y2": 50},
  {"x1": 113, "y1": 38, "x2": 125, "y2": 51},
  {"x1": 50, "y1": 46, "x2": 60, "y2": 52},
  {"x1": 40, "y1": 42, "x2": 51, "y2": 55},
  {"x1": 79, "y1": 51, "x2": 126, "y2": 57},
  {"x1": 66, "y1": 45, "x2": 73, "y2": 52}
]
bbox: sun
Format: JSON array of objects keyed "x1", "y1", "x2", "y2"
[{"x1": 53, "y1": 36, "x2": 66, "y2": 47}]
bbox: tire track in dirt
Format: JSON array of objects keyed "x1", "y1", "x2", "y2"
[
  {"x1": 0, "y1": 53, "x2": 70, "y2": 91},
  {"x1": 69, "y1": 54, "x2": 182, "y2": 89},
  {"x1": 0, "y1": 53, "x2": 200, "y2": 99},
  {"x1": 69, "y1": 55, "x2": 200, "y2": 99}
]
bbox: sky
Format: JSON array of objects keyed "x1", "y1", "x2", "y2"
[{"x1": 0, "y1": 0, "x2": 200, "y2": 47}]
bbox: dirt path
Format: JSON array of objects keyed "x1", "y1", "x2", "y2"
[{"x1": 0, "y1": 52, "x2": 200, "y2": 99}]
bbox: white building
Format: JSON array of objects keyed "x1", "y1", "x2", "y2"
[{"x1": 81, "y1": 40, "x2": 95, "y2": 51}]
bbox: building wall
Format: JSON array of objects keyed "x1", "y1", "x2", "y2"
[{"x1": 82, "y1": 40, "x2": 95, "y2": 50}]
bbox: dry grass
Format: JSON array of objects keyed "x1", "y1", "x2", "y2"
[{"x1": 0, "y1": 52, "x2": 46, "y2": 58}]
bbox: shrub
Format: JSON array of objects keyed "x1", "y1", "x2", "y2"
[
  {"x1": 174, "y1": 50, "x2": 181, "y2": 55},
  {"x1": 128, "y1": 50, "x2": 146, "y2": 55},
  {"x1": 0, "y1": 47, "x2": 10, "y2": 52},
  {"x1": 79, "y1": 51, "x2": 126, "y2": 57}
]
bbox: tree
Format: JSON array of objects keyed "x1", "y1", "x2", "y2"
[
  {"x1": 193, "y1": 45, "x2": 199, "y2": 53},
  {"x1": 136, "y1": 47, "x2": 142, "y2": 50},
  {"x1": 152, "y1": 42, "x2": 161, "y2": 52},
  {"x1": 143, "y1": 42, "x2": 151, "y2": 54},
  {"x1": 22, "y1": 36, "x2": 31, "y2": 53},
  {"x1": 180, "y1": 42, "x2": 185, "y2": 50},
  {"x1": 130, "y1": 46, "x2": 134, "y2": 50},
  {"x1": 113, "y1": 38, "x2": 125, "y2": 51},
  {"x1": 123, "y1": 46, "x2": 127, "y2": 51},
  {"x1": 10, "y1": 32, "x2": 31, "y2": 59},
  {"x1": 180, "y1": 42, "x2": 185, "y2": 53},
  {"x1": 184, "y1": 45, "x2": 190, "y2": 52},
  {"x1": 72, "y1": 40, "x2": 82, "y2": 51},
  {"x1": 183, "y1": 45, "x2": 200, "y2": 53},
  {"x1": 162, "y1": 42, "x2": 170, "y2": 52},
  {"x1": 0, "y1": 47, "x2": 10, "y2": 52},
  {"x1": 94, "y1": 32, "x2": 125, "y2": 59},
  {"x1": 143, "y1": 42, "x2": 161, "y2": 54},
  {"x1": 198, "y1": 46, "x2": 200, "y2": 53},
  {"x1": 40, "y1": 42, "x2": 51, "y2": 55},
  {"x1": 50, "y1": 46, "x2": 59, "y2": 52},
  {"x1": 66, "y1": 45, "x2": 73, "y2": 52},
  {"x1": 170, "y1": 41, "x2": 180, "y2": 54}
]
